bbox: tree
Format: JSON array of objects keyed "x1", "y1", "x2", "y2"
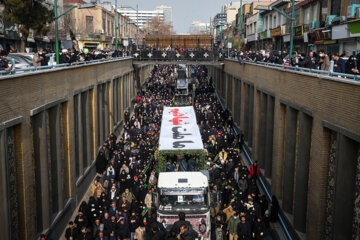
[
  {"x1": 2, "y1": 0, "x2": 53, "y2": 51},
  {"x1": 145, "y1": 16, "x2": 175, "y2": 35}
]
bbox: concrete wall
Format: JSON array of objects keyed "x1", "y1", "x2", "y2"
[
  {"x1": 208, "y1": 59, "x2": 360, "y2": 239},
  {"x1": 0, "y1": 59, "x2": 153, "y2": 240}
]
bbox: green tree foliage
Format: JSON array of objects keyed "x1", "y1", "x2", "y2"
[{"x1": 2, "y1": 0, "x2": 53, "y2": 50}]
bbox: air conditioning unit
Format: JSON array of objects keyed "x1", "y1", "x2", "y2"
[
  {"x1": 347, "y1": 4, "x2": 360, "y2": 18},
  {"x1": 332, "y1": 16, "x2": 347, "y2": 25},
  {"x1": 311, "y1": 21, "x2": 320, "y2": 29},
  {"x1": 99, "y1": 29, "x2": 105, "y2": 34},
  {"x1": 325, "y1": 15, "x2": 337, "y2": 27}
]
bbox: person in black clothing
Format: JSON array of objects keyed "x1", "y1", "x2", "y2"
[
  {"x1": 177, "y1": 224, "x2": 198, "y2": 240},
  {"x1": 65, "y1": 221, "x2": 78, "y2": 240},
  {"x1": 0, "y1": 51, "x2": 11, "y2": 71},
  {"x1": 237, "y1": 216, "x2": 251, "y2": 240},
  {"x1": 171, "y1": 212, "x2": 192, "y2": 235}
]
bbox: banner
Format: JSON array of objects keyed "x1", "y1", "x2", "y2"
[{"x1": 159, "y1": 106, "x2": 204, "y2": 151}]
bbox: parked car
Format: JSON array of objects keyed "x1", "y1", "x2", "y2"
[{"x1": 7, "y1": 53, "x2": 33, "y2": 69}]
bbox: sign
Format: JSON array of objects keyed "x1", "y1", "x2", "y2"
[
  {"x1": 4, "y1": 21, "x2": 21, "y2": 40},
  {"x1": 307, "y1": 30, "x2": 331, "y2": 42},
  {"x1": 159, "y1": 107, "x2": 204, "y2": 151},
  {"x1": 349, "y1": 20, "x2": 360, "y2": 34},
  {"x1": 270, "y1": 26, "x2": 282, "y2": 37},
  {"x1": 294, "y1": 25, "x2": 303, "y2": 37},
  {"x1": 123, "y1": 40, "x2": 129, "y2": 47},
  {"x1": 227, "y1": 42, "x2": 232, "y2": 49},
  {"x1": 261, "y1": 30, "x2": 268, "y2": 39}
]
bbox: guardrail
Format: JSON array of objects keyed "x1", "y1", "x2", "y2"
[
  {"x1": 132, "y1": 50, "x2": 225, "y2": 62},
  {"x1": 228, "y1": 57, "x2": 360, "y2": 82},
  {"x1": 0, "y1": 56, "x2": 133, "y2": 76}
]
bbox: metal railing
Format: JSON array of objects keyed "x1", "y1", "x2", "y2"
[
  {"x1": 132, "y1": 50, "x2": 225, "y2": 62},
  {"x1": 228, "y1": 57, "x2": 360, "y2": 82},
  {"x1": 0, "y1": 56, "x2": 133, "y2": 76}
]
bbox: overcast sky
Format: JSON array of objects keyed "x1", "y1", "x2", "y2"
[{"x1": 108, "y1": 0, "x2": 242, "y2": 33}]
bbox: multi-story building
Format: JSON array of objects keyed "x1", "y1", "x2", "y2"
[
  {"x1": 155, "y1": 5, "x2": 172, "y2": 23},
  {"x1": 118, "y1": 7, "x2": 164, "y2": 29},
  {"x1": 257, "y1": 0, "x2": 294, "y2": 51},
  {"x1": 189, "y1": 21, "x2": 210, "y2": 35},
  {"x1": 224, "y1": 1, "x2": 241, "y2": 24},
  {"x1": 243, "y1": 0, "x2": 360, "y2": 56},
  {"x1": 64, "y1": 0, "x2": 142, "y2": 50},
  {"x1": 289, "y1": 0, "x2": 360, "y2": 56}
]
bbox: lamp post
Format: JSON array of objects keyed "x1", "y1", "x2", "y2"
[
  {"x1": 120, "y1": 5, "x2": 139, "y2": 49},
  {"x1": 238, "y1": 0, "x2": 242, "y2": 51},
  {"x1": 115, "y1": 0, "x2": 118, "y2": 50},
  {"x1": 54, "y1": 0, "x2": 96, "y2": 64},
  {"x1": 255, "y1": 0, "x2": 295, "y2": 60}
]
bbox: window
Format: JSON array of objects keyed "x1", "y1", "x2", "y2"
[
  {"x1": 330, "y1": 0, "x2": 340, "y2": 16},
  {"x1": 102, "y1": 17, "x2": 106, "y2": 32},
  {"x1": 108, "y1": 20, "x2": 110, "y2": 34},
  {"x1": 294, "y1": 9, "x2": 300, "y2": 26},
  {"x1": 274, "y1": 15, "x2": 277, "y2": 27},
  {"x1": 304, "y1": 7, "x2": 310, "y2": 24},
  {"x1": 312, "y1": 4, "x2": 318, "y2": 22},
  {"x1": 349, "y1": 0, "x2": 360, "y2": 3},
  {"x1": 86, "y1": 16, "x2": 94, "y2": 33},
  {"x1": 320, "y1": 0, "x2": 328, "y2": 22}
]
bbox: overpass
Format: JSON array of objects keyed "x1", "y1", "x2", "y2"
[{"x1": 0, "y1": 57, "x2": 359, "y2": 240}]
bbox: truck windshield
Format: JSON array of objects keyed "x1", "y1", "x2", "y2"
[{"x1": 158, "y1": 188, "x2": 209, "y2": 212}]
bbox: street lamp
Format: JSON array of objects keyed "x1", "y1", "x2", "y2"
[
  {"x1": 119, "y1": 5, "x2": 139, "y2": 49},
  {"x1": 238, "y1": 0, "x2": 242, "y2": 51},
  {"x1": 255, "y1": 0, "x2": 295, "y2": 61},
  {"x1": 54, "y1": 0, "x2": 96, "y2": 64}
]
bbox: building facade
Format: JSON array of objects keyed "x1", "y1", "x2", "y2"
[
  {"x1": 242, "y1": 0, "x2": 360, "y2": 55},
  {"x1": 64, "y1": 2, "x2": 142, "y2": 50},
  {"x1": 155, "y1": 5, "x2": 172, "y2": 23},
  {"x1": 118, "y1": 7, "x2": 164, "y2": 29}
]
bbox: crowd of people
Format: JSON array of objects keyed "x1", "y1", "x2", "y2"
[
  {"x1": 38, "y1": 64, "x2": 282, "y2": 240},
  {"x1": 229, "y1": 49, "x2": 360, "y2": 75},
  {"x1": 0, "y1": 47, "x2": 131, "y2": 71}
]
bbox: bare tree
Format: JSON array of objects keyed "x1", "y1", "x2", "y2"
[{"x1": 145, "y1": 16, "x2": 175, "y2": 35}]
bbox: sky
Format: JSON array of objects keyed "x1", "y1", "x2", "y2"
[{"x1": 109, "y1": 0, "x2": 242, "y2": 33}]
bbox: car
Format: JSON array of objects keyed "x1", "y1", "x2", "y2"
[{"x1": 7, "y1": 53, "x2": 33, "y2": 69}]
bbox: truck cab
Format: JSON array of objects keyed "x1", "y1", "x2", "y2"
[{"x1": 153, "y1": 172, "x2": 211, "y2": 239}]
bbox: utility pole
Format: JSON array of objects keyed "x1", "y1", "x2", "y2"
[
  {"x1": 55, "y1": 0, "x2": 59, "y2": 64},
  {"x1": 136, "y1": 4, "x2": 139, "y2": 49},
  {"x1": 115, "y1": 0, "x2": 118, "y2": 50},
  {"x1": 289, "y1": 0, "x2": 295, "y2": 61},
  {"x1": 238, "y1": 0, "x2": 242, "y2": 51}
]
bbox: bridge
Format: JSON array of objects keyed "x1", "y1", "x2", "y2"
[
  {"x1": 132, "y1": 49, "x2": 225, "y2": 65},
  {"x1": 0, "y1": 57, "x2": 359, "y2": 240}
]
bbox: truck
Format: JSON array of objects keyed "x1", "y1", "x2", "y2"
[
  {"x1": 153, "y1": 172, "x2": 211, "y2": 239},
  {"x1": 152, "y1": 106, "x2": 211, "y2": 239},
  {"x1": 174, "y1": 67, "x2": 190, "y2": 106}
]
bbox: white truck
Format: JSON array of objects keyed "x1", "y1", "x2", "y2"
[{"x1": 153, "y1": 172, "x2": 211, "y2": 239}]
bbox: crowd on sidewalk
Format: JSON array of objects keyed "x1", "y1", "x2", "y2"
[
  {"x1": 230, "y1": 49, "x2": 360, "y2": 75},
  {"x1": 38, "y1": 64, "x2": 282, "y2": 240}
]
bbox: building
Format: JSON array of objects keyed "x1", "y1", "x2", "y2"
[
  {"x1": 224, "y1": 1, "x2": 241, "y2": 23},
  {"x1": 155, "y1": 5, "x2": 172, "y2": 23},
  {"x1": 189, "y1": 21, "x2": 210, "y2": 35},
  {"x1": 64, "y1": 1, "x2": 142, "y2": 50},
  {"x1": 118, "y1": 7, "x2": 164, "y2": 29},
  {"x1": 257, "y1": 0, "x2": 294, "y2": 51},
  {"x1": 287, "y1": 0, "x2": 360, "y2": 56},
  {"x1": 242, "y1": 0, "x2": 360, "y2": 56}
]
